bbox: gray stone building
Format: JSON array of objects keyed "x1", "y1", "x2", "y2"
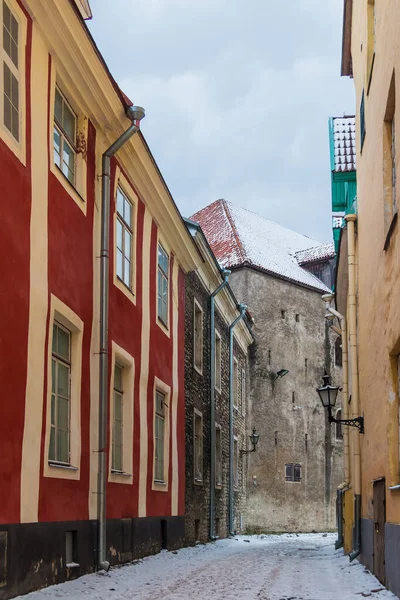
[
  {"x1": 183, "y1": 220, "x2": 253, "y2": 544},
  {"x1": 192, "y1": 199, "x2": 343, "y2": 533}
]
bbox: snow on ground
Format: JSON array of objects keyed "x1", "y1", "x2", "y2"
[{"x1": 16, "y1": 533, "x2": 398, "y2": 600}]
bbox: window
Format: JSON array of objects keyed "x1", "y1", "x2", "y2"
[
  {"x1": 2, "y1": 0, "x2": 19, "y2": 141},
  {"x1": 335, "y1": 337, "x2": 343, "y2": 367},
  {"x1": 215, "y1": 425, "x2": 222, "y2": 486},
  {"x1": 157, "y1": 244, "x2": 169, "y2": 326},
  {"x1": 53, "y1": 87, "x2": 76, "y2": 184},
  {"x1": 112, "y1": 363, "x2": 123, "y2": 472},
  {"x1": 383, "y1": 72, "x2": 397, "y2": 240},
  {"x1": 335, "y1": 409, "x2": 343, "y2": 440},
  {"x1": 285, "y1": 463, "x2": 301, "y2": 482},
  {"x1": 49, "y1": 322, "x2": 71, "y2": 464},
  {"x1": 116, "y1": 187, "x2": 133, "y2": 289},
  {"x1": 281, "y1": 310, "x2": 286, "y2": 319},
  {"x1": 215, "y1": 330, "x2": 221, "y2": 391},
  {"x1": 295, "y1": 314, "x2": 300, "y2": 322},
  {"x1": 233, "y1": 438, "x2": 238, "y2": 488},
  {"x1": 194, "y1": 410, "x2": 203, "y2": 483},
  {"x1": 154, "y1": 390, "x2": 166, "y2": 482},
  {"x1": 360, "y1": 90, "x2": 366, "y2": 151},
  {"x1": 241, "y1": 368, "x2": 246, "y2": 416},
  {"x1": 233, "y1": 357, "x2": 239, "y2": 410},
  {"x1": 193, "y1": 300, "x2": 203, "y2": 373}
]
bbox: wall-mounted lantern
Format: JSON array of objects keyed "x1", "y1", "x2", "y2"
[
  {"x1": 272, "y1": 369, "x2": 289, "y2": 382},
  {"x1": 241, "y1": 427, "x2": 260, "y2": 454},
  {"x1": 316, "y1": 373, "x2": 364, "y2": 433}
]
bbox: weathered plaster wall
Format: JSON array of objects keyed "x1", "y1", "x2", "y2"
[{"x1": 229, "y1": 268, "x2": 343, "y2": 532}]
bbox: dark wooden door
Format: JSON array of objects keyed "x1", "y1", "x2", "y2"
[{"x1": 373, "y1": 479, "x2": 386, "y2": 585}]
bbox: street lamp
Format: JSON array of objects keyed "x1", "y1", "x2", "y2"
[
  {"x1": 241, "y1": 427, "x2": 260, "y2": 454},
  {"x1": 316, "y1": 373, "x2": 364, "y2": 433},
  {"x1": 272, "y1": 369, "x2": 289, "y2": 382}
]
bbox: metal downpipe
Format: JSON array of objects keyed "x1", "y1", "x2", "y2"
[
  {"x1": 345, "y1": 213, "x2": 361, "y2": 562},
  {"x1": 228, "y1": 304, "x2": 247, "y2": 536},
  {"x1": 98, "y1": 106, "x2": 144, "y2": 571},
  {"x1": 209, "y1": 270, "x2": 230, "y2": 540}
]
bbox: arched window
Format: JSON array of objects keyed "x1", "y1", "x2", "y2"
[
  {"x1": 335, "y1": 337, "x2": 343, "y2": 367},
  {"x1": 336, "y1": 409, "x2": 343, "y2": 440}
]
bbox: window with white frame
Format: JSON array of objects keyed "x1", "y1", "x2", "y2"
[
  {"x1": 193, "y1": 300, "x2": 203, "y2": 373},
  {"x1": 49, "y1": 321, "x2": 71, "y2": 464},
  {"x1": 157, "y1": 244, "x2": 169, "y2": 326},
  {"x1": 194, "y1": 410, "x2": 203, "y2": 483},
  {"x1": 154, "y1": 390, "x2": 166, "y2": 482},
  {"x1": 285, "y1": 463, "x2": 301, "y2": 482},
  {"x1": 2, "y1": 0, "x2": 19, "y2": 141},
  {"x1": 215, "y1": 330, "x2": 221, "y2": 391},
  {"x1": 233, "y1": 438, "x2": 238, "y2": 488},
  {"x1": 233, "y1": 357, "x2": 239, "y2": 410},
  {"x1": 112, "y1": 363, "x2": 124, "y2": 472},
  {"x1": 215, "y1": 425, "x2": 222, "y2": 486},
  {"x1": 116, "y1": 187, "x2": 133, "y2": 289},
  {"x1": 53, "y1": 87, "x2": 76, "y2": 185}
]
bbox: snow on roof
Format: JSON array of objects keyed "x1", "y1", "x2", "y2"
[
  {"x1": 191, "y1": 200, "x2": 331, "y2": 293},
  {"x1": 332, "y1": 116, "x2": 356, "y2": 172},
  {"x1": 295, "y1": 242, "x2": 335, "y2": 265}
]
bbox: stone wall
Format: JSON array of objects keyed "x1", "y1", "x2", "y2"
[
  {"x1": 184, "y1": 271, "x2": 248, "y2": 543},
  {"x1": 229, "y1": 267, "x2": 343, "y2": 532}
]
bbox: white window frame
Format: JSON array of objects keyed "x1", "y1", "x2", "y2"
[
  {"x1": 116, "y1": 185, "x2": 134, "y2": 290},
  {"x1": 193, "y1": 299, "x2": 203, "y2": 374},
  {"x1": 215, "y1": 329, "x2": 222, "y2": 392},
  {"x1": 53, "y1": 86, "x2": 77, "y2": 186},
  {"x1": 44, "y1": 295, "x2": 83, "y2": 481},
  {"x1": 152, "y1": 377, "x2": 170, "y2": 491},
  {"x1": 108, "y1": 342, "x2": 134, "y2": 484},
  {"x1": 233, "y1": 357, "x2": 239, "y2": 411},
  {"x1": 193, "y1": 408, "x2": 203, "y2": 484},
  {"x1": 112, "y1": 362, "x2": 124, "y2": 472},
  {"x1": 49, "y1": 321, "x2": 71, "y2": 465},
  {"x1": 215, "y1": 424, "x2": 222, "y2": 487},
  {"x1": 0, "y1": 0, "x2": 26, "y2": 163},
  {"x1": 157, "y1": 241, "x2": 170, "y2": 329}
]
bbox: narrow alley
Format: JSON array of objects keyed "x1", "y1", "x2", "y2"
[{"x1": 16, "y1": 534, "x2": 396, "y2": 600}]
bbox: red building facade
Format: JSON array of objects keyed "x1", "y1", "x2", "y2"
[{"x1": 0, "y1": 1, "x2": 198, "y2": 597}]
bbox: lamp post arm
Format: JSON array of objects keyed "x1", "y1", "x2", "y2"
[{"x1": 327, "y1": 407, "x2": 364, "y2": 434}]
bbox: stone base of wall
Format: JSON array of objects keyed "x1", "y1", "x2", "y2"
[
  {"x1": 385, "y1": 522, "x2": 400, "y2": 598},
  {"x1": 360, "y1": 517, "x2": 374, "y2": 573},
  {"x1": 0, "y1": 516, "x2": 184, "y2": 599}
]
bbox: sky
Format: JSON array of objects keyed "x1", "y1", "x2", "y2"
[{"x1": 87, "y1": 0, "x2": 355, "y2": 243}]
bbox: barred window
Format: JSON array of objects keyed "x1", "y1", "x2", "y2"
[
  {"x1": 49, "y1": 322, "x2": 71, "y2": 464},
  {"x1": 112, "y1": 363, "x2": 123, "y2": 472},
  {"x1": 285, "y1": 463, "x2": 301, "y2": 482},
  {"x1": 154, "y1": 390, "x2": 166, "y2": 482},
  {"x1": 194, "y1": 410, "x2": 203, "y2": 483}
]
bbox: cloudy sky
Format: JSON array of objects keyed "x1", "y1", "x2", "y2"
[{"x1": 88, "y1": 0, "x2": 354, "y2": 243}]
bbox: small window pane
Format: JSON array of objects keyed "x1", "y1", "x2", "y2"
[
  {"x1": 57, "y1": 428, "x2": 69, "y2": 463},
  {"x1": 124, "y1": 198, "x2": 132, "y2": 228},
  {"x1": 116, "y1": 249, "x2": 123, "y2": 280},
  {"x1": 62, "y1": 140, "x2": 75, "y2": 183},
  {"x1": 3, "y1": 24, "x2": 10, "y2": 61},
  {"x1": 117, "y1": 188, "x2": 124, "y2": 217},
  {"x1": 3, "y1": 91, "x2": 11, "y2": 132},
  {"x1": 57, "y1": 397, "x2": 69, "y2": 431},
  {"x1": 62, "y1": 102, "x2": 75, "y2": 142},
  {"x1": 54, "y1": 89, "x2": 62, "y2": 123},
  {"x1": 51, "y1": 393, "x2": 55, "y2": 424},
  {"x1": 53, "y1": 127, "x2": 61, "y2": 167},
  {"x1": 57, "y1": 326, "x2": 70, "y2": 360},
  {"x1": 57, "y1": 363, "x2": 69, "y2": 398},
  {"x1": 123, "y1": 258, "x2": 131, "y2": 287},
  {"x1": 49, "y1": 427, "x2": 55, "y2": 461},
  {"x1": 116, "y1": 220, "x2": 123, "y2": 251},
  {"x1": 124, "y1": 230, "x2": 132, "y2": 259},
  {"x1": 11, "y1": 38, "x2": 17, "y2": 68}
]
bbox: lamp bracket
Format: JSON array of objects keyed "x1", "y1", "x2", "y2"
[
  {"x1": 328, "y1": 410, "x2": 364, "y2": 434},
  {"x1": 240, "y1": 448, "x2": 256, "y2": 455}
]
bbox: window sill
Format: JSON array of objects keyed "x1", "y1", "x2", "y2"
[
  {"x1": 111, "y1": 470, "x2": 132, "y2": 477},
  {"x1": 48, "y1": 461, "x2": 79, "y2": 471},
  {"x1": 116, "y1": 276, "x2": 135, "y2": 296},
  {"x1": 384, "y1": 212, "x2": 398, "y2": 251},
  {"x1": 51, "y1": 162, "x2": 87, "y2": 215},
  {"x1": 215, "y1": 483, "x2": 222, "y2": 490},
  {"x1": 54, "y1": 164, "x2": 86, "y2": 203},
  {"x1": 193, "y1": 365, "x2": 203, "y2": 376},
  {"x1": 154, "y1": 479, "x2": 166, "y2": 485},
  {"x1": 157, "y1": 317, "x2": 170, "y2": 338},
  {"x1": 194, "y1": 478, "x2": 203, "y2": 486},
  {"x1": 233, "y1": 405, "x2": 239, "y2": 412},
  {"x1": 66, "y1": 562, "x2": 80, "y2": 569}
]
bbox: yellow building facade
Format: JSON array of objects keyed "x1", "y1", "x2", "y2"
[{"x1": 337, "y1": 0, "x2": 400, "y2": 595}]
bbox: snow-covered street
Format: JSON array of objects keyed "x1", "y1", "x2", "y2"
[{"x1": 16, "y1": 533, "x2": 398, "y2": 600}]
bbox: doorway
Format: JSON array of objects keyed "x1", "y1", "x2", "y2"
[{"x1": 373, "y1": 479, "x2": 386, "y2": 585}]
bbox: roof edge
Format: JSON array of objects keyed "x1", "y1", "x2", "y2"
[
  {"x1": 341, "y1": 0, "x2": 353, "y2": 77},
  {"x1": 229, "y1": 263, "x2": 331, "y2": 295}
]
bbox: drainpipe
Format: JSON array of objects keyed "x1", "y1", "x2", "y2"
[
  {"x1": 345, "y1": 213, "x2": 361, "y2": 562},
  {"x1": 209, "y1": 269, "x2": 231, "y2": 540},
  {"x1": 228, "y1": 303, "x2": 247, "y2": 536},
  {"x1": 98, "y1": 105, "x2": 145, "y2": 571}
]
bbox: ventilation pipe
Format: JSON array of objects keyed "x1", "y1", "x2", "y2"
[
  {"x1": 98, "y1": 105, "x2": 145, "y2": 571},
  {"x1": 345, "y1": 213, "x2": 362, "y2": 562},
  {"x1": 228, "y1": 303, "x2": 247, "y2": 535},
  {"x1": 209, "y1": 269, "x2": 231, "y2": 540}
]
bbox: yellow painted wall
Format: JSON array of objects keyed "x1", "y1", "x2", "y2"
[{"x1": 351, "y1": 0, "x2": 400, "y2": 525}]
